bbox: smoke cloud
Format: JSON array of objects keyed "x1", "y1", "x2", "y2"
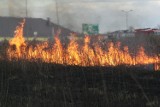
[{"x1": 0, "y1": 0, "x2": 160, "y2": 33}]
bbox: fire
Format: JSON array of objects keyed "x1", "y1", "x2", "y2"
[
  {"x1": 8, "y1": 19, "x2": 26, "y2": 57},
  {"x1": 66, "y1": 35, "x2": 81, "y2": 65},
  {"x1": 4, "y1": 20, "x2": 160, "y2": 69}
]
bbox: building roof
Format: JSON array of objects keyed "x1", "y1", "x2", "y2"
[
  {"x1": 135, "y1": 28, "x2": 160, "y2": 33},
  {"x1": 0, "y1": 16, "x2": 73, "y2": 37}
]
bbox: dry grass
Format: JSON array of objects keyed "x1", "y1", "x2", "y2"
[
  {"x1": 0, "y1": 37, "x2": 160, "y2": 107},
  {"x1": 0, "y1": 59, "x2": 160, "y2": 107}
]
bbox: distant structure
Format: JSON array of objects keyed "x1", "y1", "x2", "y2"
[
  {"x1": 135, "y1": 28, "x2": 160, "y2": 36},
  {"x1": 107, "y1": 28, "x2": 160, "y2": 39},
  {"x1": 107, "y1": 30, "x2": 135, "y2": 39},
  {"x1": 0, "y1": 16, "x2": 73, "y2": 37},
  {"x1": 82, "y1": 24, "x2": 99, "y2": 35}
]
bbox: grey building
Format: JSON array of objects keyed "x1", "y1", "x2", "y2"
[{"x1": 0, "y1": 16, "x2": 73, "y2": 38}]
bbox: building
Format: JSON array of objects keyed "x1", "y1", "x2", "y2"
[
  {"x1": 0, "y1": 16, "x2": 73, "y2": 38},
  {"x1": 107, "y1": 30, "x2": 135, "y2": 39},
  {"x1": 107, "y1": 28, "x2": 160, "y2": 40},
  {"x1": 135, "y1": 28, "x2": 160, "y2": 36}
]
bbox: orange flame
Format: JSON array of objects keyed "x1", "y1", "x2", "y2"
[
  {"x1": 5, "y1": 20, "x2": 160, "y2": 70},
  {"x1": 8, "y1": 19, "x2": 26, "y2": 57}
]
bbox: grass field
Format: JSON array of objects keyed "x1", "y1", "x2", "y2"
[
  {"x1": 0, "y1": 59, "x2": 160, "y2": 107},
  {"x1": 0, "y1": 36, "x2": 160, "y2": 107},
  {"x1": 0, "y1": 37, "x2": 48, "y2": 41}
]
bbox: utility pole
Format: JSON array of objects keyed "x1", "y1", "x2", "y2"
[
  {"x1": 55, "y1": 0, "x2": 60, "y2": 25},
  {"x1": 25, "y1": 0, "x2": 28, "y2": 17},
  {"x1": 54, "y1": 0, "x2": 61, "y2": 36},
  {"x1": 25, "y1": 0, "x2": 28, "y2": 38},
  {"x1": 121, "y1": 10, "x2": 133, "y2": 30}
]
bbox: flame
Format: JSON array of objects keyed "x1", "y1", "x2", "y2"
[
  {"x1": 8, "y1": 19, "x2": 26, "y2": 57},
  {"x1": 66, "y1": 35, "x2": 81, "y2": 65},
  {"x1": 5, "y1": 20, "x2": 160, "y2": 70}
]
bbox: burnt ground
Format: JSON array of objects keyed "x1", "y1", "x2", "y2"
[{"x1": 0, "y1": 60, "x2": 160, "y2": 107}]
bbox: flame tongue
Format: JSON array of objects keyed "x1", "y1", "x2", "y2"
[{"x1": 9, "y1": 19, "x2": 26, "y2": 57}]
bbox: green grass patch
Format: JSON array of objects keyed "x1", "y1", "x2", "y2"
[{"x1": 0, "y1": 37, "x2": 48, "y2": 41}]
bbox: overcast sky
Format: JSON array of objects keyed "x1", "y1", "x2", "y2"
[{"x1": 0, "y1": 0, "x2": 160, "y2": 33}]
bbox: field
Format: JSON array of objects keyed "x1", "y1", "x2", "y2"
[
  {"x1": 0, "y1": 35, "x2": 160, "y2": 106},
  {"x1": 0, "y1": 37, "x2": 48, "y2": 42},
  {"x1": 1, "y1": 20, "x2": 160, "y2": 106},
  {"x1": 0, "y1": 39, "x2": 160, "y2": 107},
  {"x1": 0, "y1": 59, "x2": 160, "y2": 107}
]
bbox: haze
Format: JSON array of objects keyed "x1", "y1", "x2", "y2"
[{"x1": 0, "y1": 0, "x2": 160, "y2": 33}]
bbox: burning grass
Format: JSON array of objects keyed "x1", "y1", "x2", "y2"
[
  {"x1": 1, "y1": 19, "x2": 159, "y2": 70},
  {"x1": 1, "y1": 19, "x2": 160, "y2": 106}
]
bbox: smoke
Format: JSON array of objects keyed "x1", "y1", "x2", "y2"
[
  {"x1": 0, "y1": 0, "x2": 160, "y2": 33},
  {"x1": 55, "y1": 1, "x2": 160, "y2": 33}
]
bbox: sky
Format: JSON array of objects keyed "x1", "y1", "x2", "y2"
[{"x1": 0, "y1": 0, "x2": 160, "y2": 33}]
